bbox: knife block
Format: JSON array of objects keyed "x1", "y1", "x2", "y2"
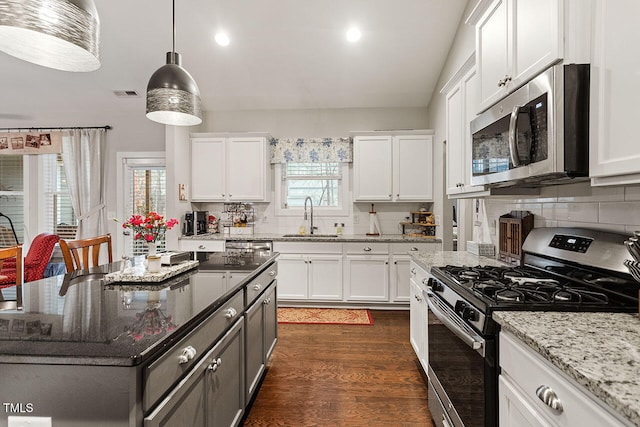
[{"x1": 499, "y1": 211, "x2": 534, "y2": 266}]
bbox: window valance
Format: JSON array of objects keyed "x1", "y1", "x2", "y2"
[{"x1": 270, "y1": 137, "x2": 353, "y2": 164}]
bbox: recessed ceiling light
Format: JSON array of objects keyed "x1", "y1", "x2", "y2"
[
  {"x1": 346, "y1": 27, "x2": 361, "y2": 43},
  {"x1": 215, "y1": 32, "x2": 230, "y2": 47}
]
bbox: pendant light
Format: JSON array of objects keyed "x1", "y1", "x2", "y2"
[
  {"x1": 146, "y1": 0, "x2": 202, "y2": 126},
  {"x1": 0, "y1": 0, "x2": 100, "y2": 72}
]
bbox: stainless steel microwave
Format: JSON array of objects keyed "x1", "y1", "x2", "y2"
[{"x1": 470, "y1": 64, "x2": 590, "y2": 188}]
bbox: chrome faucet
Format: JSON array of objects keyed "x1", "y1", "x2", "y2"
[{"x1": 304, "y1": 196, "x2": 316, "y2": 234}]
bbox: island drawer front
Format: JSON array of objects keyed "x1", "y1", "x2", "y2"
[
  {"x1": 143, "y1": 291, "x2": 244, "y2": 413},
  {"x1": 246, "y1": 262, "x2": 278, "y2": 306},
  {"x1": 344, "y1": 242, "x2": 389, "y2": 255},
  {"x1": 499, "y1": 331, "x2": 627, "y2": 426}
]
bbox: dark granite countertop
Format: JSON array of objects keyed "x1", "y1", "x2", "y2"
[{"x1": 0, "y1": 254, "x2": 278, "y2": 367}]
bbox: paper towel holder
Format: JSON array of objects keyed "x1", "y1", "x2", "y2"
[{"x1": 366, "y1": 203, "x2": 381, "y2": 236}]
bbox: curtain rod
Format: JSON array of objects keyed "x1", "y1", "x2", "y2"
[{"x1": 0, "y1": 125, "x2": 111, "y2": 132}]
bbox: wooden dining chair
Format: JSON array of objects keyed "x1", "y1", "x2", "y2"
[
  {"x1": 0, "y1": 244, "x2": 23, "y2": 310},
  {"x1": 59, "y1": 233, "x2": 113, "y2": 272}
]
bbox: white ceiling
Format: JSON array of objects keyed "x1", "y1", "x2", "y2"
[{"x1": 0, "y1": 0, "x2": 468, "y2": 124}]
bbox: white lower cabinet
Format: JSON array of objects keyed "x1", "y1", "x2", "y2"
[
  {"x1": 273, "y1": 242, "x2": 343, "y2": 301},
  {"x1": 344, "y1": 243, "x2": 390, "y2": 302},
  {"x1": 409, "y1": 260, "x2": 429, "y2": 373},
  {"x1": 275, "y1": 241, "x2": 440, "y2": 306},
  {"x1": 499, "y1": 331, "x2": 630, "y2": 427}
]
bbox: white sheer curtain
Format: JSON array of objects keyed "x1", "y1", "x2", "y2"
[{"x1": 61, "y1": 128, "x2": 107, "y2": 240}]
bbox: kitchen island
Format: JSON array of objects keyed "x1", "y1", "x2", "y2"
[{"x1": 0, "y1": 253, "x2": 278, "y2": 427}]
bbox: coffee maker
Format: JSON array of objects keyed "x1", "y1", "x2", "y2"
[
  {"x1": 195, "y1": 211, "x2": 208, "y2": 235},
  {"x1": 183, "y1": 212, "x2": 195, "y2": 235},
  {"x1": 184, "y1": 211, "x2": 209, "y2": 235}
]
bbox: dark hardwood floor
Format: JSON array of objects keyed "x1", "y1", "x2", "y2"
[{"x1": 243, "y1": 310, "x2": 434, "y2": 427}]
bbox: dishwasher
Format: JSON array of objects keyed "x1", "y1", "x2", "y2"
[{"x1": 195, "y1": 240, "x2": 273, "y2": 269}]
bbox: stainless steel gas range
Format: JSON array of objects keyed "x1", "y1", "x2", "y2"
[{"x1": 425, "y1": 228, "x2": 640, "y2": 427}]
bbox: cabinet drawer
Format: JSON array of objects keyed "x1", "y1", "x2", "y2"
[
  {"x1": 144, "y1": 291, "x2": 243, "y2": 412},
  {"x1": 344, "y1": 242, "x2": 388, "y2": 255},
  {"x1": 179, "y1": 239, "x2": 225, "y2": 253},
  {"x1": 409, "y1": 261, "x2": 430, "y2": 291},
  {"x1": 245, "y1": 262, "x2": 277, "y2": 305},
  {"x1": 273, "y1": 241, "x2": 342, "y2": 254},
  {"x1": 390, "y1": 242, "x2": 438, "y2": 254},
  {"x1": 500, "y1": 331, "x2": 626, "y2": 426}
]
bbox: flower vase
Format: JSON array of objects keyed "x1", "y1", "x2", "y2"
[{"x1": 147, "y1": 242, "x2": 157, "y2": 257}]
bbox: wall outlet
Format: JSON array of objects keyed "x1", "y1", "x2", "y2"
[
  {"x1": 435, "y1": 215, "x2": 441, "y2": 225},
  {"x1": 262, "y1": 215, "x2": 268, "y2": 223},
  {"x1": 353, "y1": 215, "x2": 359, "y2": 224}
]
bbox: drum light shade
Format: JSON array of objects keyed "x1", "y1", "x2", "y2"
[
  {"x1": 146, "y1": 52, "x2": 202, "y2": 126},
  {"x1": 0, "y1": 0, "x2": 100, "y2": 72},
  {"x1": 146, "y1": 0, "x2": 202, "y2": 126}
]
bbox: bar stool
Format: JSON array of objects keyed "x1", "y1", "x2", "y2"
[{"x1": 59, "y1": 234, "x2": 113, "y2": 272}]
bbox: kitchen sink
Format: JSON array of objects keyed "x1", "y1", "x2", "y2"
[{"x1": 281, "y1": 234, "x2": 339, "y2": 238}]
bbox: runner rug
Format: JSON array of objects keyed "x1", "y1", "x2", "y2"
[{"x1": 277, "y1": 307, "x2": 373, "y2": 325}]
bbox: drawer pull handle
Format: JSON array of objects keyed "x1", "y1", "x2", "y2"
[
  {"x1": 263, "y1": 297, "x2": 271, "y2": 305},
  {"x1": 410, "y1": 247, "x2": 419, "y2": 251},
  {"x1": 198, "y1": 245, "x2": 206, "y2": 249},
  {"x1": 178, "y1": 346, "x2": 197, "y2": 364},
  {"x1": 410, "y1": 267, "x2": 417, "y2": 274},
  {"x1": 363, "y1": 247, "x2": 372, "y2": 252},
  {"x1": 253, "y1": 284, "x2": 262, "y2": 291},
  {"x1": 536, "y1": 385, "x2": 563, "y2": 412},
  {"x1": 224, "y1": 307, "x2": 238, "y2": 319},
  {"x1": 269, "y1": 270, "x2": 276, "y2": 276},
  {"x1": 207, "y1": 357, "x2": 222, "y2": 372},
  {"x1": 422, "y1": 278, "x2": 429, "y2": 286}
]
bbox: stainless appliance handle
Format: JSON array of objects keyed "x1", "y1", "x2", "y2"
[
  {"x1": 508, "y1": 105, "x2": 522, "y2": 167},
  {"x1": 424, "y1": 289, "x2": 485, "y2": 356}
]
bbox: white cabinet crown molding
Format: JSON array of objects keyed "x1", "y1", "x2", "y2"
[{"x1": 440, "y1": 52, "x2": 476, "y2": 95}]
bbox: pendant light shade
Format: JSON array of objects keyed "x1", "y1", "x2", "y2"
[
  {"x1": 0, "y1": 0, "x2": 100, "y2": 72},
  {"x1": 146, "y1": 1, "x2": 202, "y2": 126}
]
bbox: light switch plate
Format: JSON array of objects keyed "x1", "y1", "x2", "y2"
[{"x1": 8, "y1": 416, "x2": 52, "y2": 427}]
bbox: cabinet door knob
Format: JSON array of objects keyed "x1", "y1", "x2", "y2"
[
  {"x1": 224, "y1": 307, "x2": 237, "y2": 319},
  {"x1": 207, "y1": 357, "x2": 222, "y2": 372},
  {"x1": 363, "y1": 247, "x2": 372, "y2": 252},
  {"x1": 178, "y1": 345, "x2": 197, "y2": 364},
  {"x1": 410, "y1": 267, "x2": 417, "y2": 274},
  {"x1": 536, "y1": 385, "x2": 563, "y2": 412}
]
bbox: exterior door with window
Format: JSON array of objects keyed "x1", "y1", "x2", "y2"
[{"x1": 119, "y1": 156, "x2": 167, "y2": 257}]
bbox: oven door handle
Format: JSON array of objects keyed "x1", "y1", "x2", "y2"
[
  {"x1": 424, "y1": 289, "x2": 485, "y2": 356},
  {"x1": 508, "y1": 104, "x2": 522, "y2": 167}
]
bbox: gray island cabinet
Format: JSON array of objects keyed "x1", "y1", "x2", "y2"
[{"x1": 0, "y1": 255, "x2": 278, "y2": 427}]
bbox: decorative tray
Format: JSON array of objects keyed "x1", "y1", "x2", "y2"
[{"x1": 103, "y1": 260, "x2": 199, "y2": 285}]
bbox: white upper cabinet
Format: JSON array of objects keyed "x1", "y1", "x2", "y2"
[
  {"x1": 190, "y1": 133, "x2": 271, "y2": 202},
  {"x1": 353, "y1": 135, "x2": 393, "y2": 201},
  {"x1": 589, "y1": 0, "x2": 640, "y2": 186},
  {"x1": 473, "y1": 0, "x2": 563, "y2": 111},
  {"x1": 444, "y1": 56, "x2": 488, "y2": 198},
  {"x1": 394, "y1": 135, "x2": 433, "y2": 201},
  {"x1": 353, "y1": 131, "x2": 433, "y2": 202}
]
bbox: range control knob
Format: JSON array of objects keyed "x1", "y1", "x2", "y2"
[
  {"x1": 462, "y1": 306, "x2": 478, "y2": 322},
  {"x1": 430, "y1": 280, "x2": 444, "y2": 292}
]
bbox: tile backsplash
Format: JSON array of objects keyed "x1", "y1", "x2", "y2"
[{"x1": 483, "y1": 182, "x2": 640, "y2": 246}]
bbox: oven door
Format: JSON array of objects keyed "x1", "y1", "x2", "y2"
[{"x1": 425, "y1": 289, "x2": 496, "y2": 427}]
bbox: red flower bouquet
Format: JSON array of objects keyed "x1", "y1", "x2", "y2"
[{"x1": 121, "y1": 211, "x2": 178, "y2": 243}]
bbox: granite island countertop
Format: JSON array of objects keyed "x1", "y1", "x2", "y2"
[
  {"x1": 494, "y1": 311, "x2": 640, "y2": 426},
  {"x1": 409, "y1": 250, "x2": 507, "y2": 272},
  {"x1": 181, "y1": 232, "x2": 443, "y2": 244},
  {"x1": 0, "y1": 254, "x2": 278, "y2": 367}
]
